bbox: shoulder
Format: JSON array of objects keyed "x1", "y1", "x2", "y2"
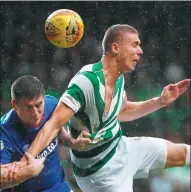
[
  {"x1": 1, "y1": 110, "x2": 18, "y2": 139},
  {"x1": 43, "y1": 95, "x2": 58, "y2": 116},
  {"x1": 70, "y1": 67, "x2": 98, "y2": 87},
  {"x1": 68, "y1": 72, "x2": 98, "y2": 97},
  {"x1": 44, "y1": 95, "x2": 58, "y2": 106},
  {"x1": 79, "y1": 64, "x2": 94, "y2": 72},
  {"x1": 1, "y1": 109, "x2": 16, "y2": 128}
]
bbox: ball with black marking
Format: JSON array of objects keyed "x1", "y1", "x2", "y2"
[{"x1": 45, "y1": 9, "x2": 84, "y2": 48}]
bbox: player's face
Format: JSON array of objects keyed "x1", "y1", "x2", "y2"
[
  {"x1": 115, "y1": 32, "x2": 143, "y2": 73},
  {"x1": 12, "y1": 95, "x2": 44, "y2": 127}
]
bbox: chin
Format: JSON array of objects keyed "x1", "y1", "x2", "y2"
[
  {"x1": 125, "y1": 66, "x2": 135, "y2": 73},
  {"x1": 31, "y1": 120, "x2": 40, "y2": 126},
  {"x1": 123, "y1": 63, "x2": 135, "y2": 73},
  {"x1": 130, "y1": 65, "x2": 136, "y2": 71}
]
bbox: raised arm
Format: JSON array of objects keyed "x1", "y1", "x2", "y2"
[
  {"x1": 24, "y1": 72, "x2": 96, "y2": 159},
  {"x1": 0, "y1": 153, "x2": 45, "y2": 190},
  {"x1": 118, "y1": 79, "x2": 190, "y2": 122},
  {"x1": 26, "y1": 102, "x2": 89, "y2": 159}
]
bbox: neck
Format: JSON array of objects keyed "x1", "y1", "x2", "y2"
[{"x1": 101, "y1": 54, "x2": 121, "y2": 85}]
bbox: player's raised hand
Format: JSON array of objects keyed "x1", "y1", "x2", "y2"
[{"x1": 160, "y1": 79, "x2": 190, "y2": 107}]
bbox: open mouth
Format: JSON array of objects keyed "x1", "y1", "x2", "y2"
[{"x1": 133, "y1": 58, "x2": 140, "y2": 64}]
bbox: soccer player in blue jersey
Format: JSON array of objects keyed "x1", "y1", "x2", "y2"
[{"x1": 0, "y1": 75, "x2": 84, "y2": 192}]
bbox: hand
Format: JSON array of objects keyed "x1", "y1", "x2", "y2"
[
  {"x1": 159, "y1": 79, "x2": 190, "y2": 107},
  {"x1": 0, "y1": 151, "x2": 33, "y2": 177},
  {"x1": 0, "y1": 153, "x2": 28, "y2": 170},
  {"x1": 1, "y1": 162, "x2": 20, "y2": 183},
  {"x1": 71, "y1": 131, "x2": 92, "y2": 151},
  {"x1": 0, "y1": 153, "x2": 45, "y2": 182},
  {"x1": 24, "y1": 152, "x2": 45, "y2": 177}
]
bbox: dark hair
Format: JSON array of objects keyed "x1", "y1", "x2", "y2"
[
  {"x1": 102, "y1": 24, "x2": 138, "y2": 54},
  {"x1": 11, "y1": 75, "x2": 45, "y2": 103}
]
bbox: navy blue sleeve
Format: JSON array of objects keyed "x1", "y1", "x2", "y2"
[{"x1": 0, "y1": 126, "x2": 15, "y2": 164}]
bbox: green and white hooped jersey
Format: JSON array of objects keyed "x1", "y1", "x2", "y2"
[{"x1": 60, "y1": 61, "x2": 125, "y2": 177}]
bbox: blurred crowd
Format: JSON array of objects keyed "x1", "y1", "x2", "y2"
[{"x1": 0, "y1": 2, "x2": 190, "y2": 192}]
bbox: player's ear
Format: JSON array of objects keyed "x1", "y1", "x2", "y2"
[
  {"x1": 111, "y1": 43, "x2": 119, "y2": 56},
  {"x1": 11, "y1": 99, "x2": 17, "y2": 110}
]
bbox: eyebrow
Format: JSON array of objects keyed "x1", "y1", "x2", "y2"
[
  {"x1": 133, "y1": 40, "x2": 141, "y2": 45},
  {"x1": 25, "y1": 101, "x2": 43, "y2": 107}
]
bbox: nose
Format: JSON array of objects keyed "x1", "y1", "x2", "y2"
[
  {"x1": 32, "y1": 107, "x2": 41, "y2": 117},
  {"x1": 137, "y1": 46, "x2": 143, "y2": 56}
]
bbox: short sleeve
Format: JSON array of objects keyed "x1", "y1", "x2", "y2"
[
  {"x1": 60, "y1": 73, "x2": 94, "y2": 113},
  {"x1": 0, "y1": 126, "x2": 15, "y2": 164}
]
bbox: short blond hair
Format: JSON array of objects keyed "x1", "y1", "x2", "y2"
[{"x1": 102, "y1": 24, "x2": 138, "y2": 53}]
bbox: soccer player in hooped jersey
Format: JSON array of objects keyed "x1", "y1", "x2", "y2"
[
  {"x1": 7, "y1": 25, "x2": 191, "y2": 191},
  {"x1": 0, "y1": 75, "x2": 83, "y2": 192}
]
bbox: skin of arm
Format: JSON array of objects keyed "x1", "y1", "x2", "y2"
[
  {"x1": 24, "y1": 102, "x2": 91, "y2": 161},
  {"x1": 118, "y1": 79, "x2": 190, "y2": 122},
  {"x1": 0, "y1": 154, "x2": 45, "y2": 189},
  {"x1": 58, "y1": 143, "x2": 82, "y2": 192},
  {"x1": 26, "y1": 102, "x2": 75, "y2": 158},
  {"x1": 1, "y1": 165, "x2": 36, "y2": 189},
  {"x1": 118, "y1": 93, "x2": 163, "y2": 122}
]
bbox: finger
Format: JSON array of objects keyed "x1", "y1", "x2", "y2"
[
  {"x1": 176, "y1": 79, "x2": 190, "y2": 89},
  {"x1": 168, "y1": 84, "x2": 177, "y2": 90},
  {"x1": 7, "y1": 163, "x2": 16, "y2": 182},
  {"x1": 81, "y1": 131, "x2": 91, "y2": 138},
  {"x1": 40, "y1": 157, "x2": 46, "y2": 163},
  {"x1": 11, "y1": 163, "x2": 18, "y2": 181},
  {"x1": 83, "y1": 138, "x2": 92, "y2": 144},
  {"x1": 1, "y1": 167, "x2": 8, "y2": 178},
  {"x1": 0, "y1": 164, "x2": 11, "y2": 168},
  {"x1": 179, "y1": 87, "x2": 188, "y2": 96},
  {"x1": 38, "y1": 158, "x2": 45, "y2": 171},
  {"x1": 179, "y1": 86, "x2": 187, "y2": 93},
  {"x1": 3, "y1": 164, "x2": 13, "y2": 177},
  {"x1": 1, "y1": 168, "x2": 8, "y2": 179},
  {"x1": 12, "y1": 164, "x2": 20, "y2": 181}
]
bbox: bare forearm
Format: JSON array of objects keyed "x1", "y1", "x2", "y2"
[
  {"x1": 59, "y1": 146, "x2": 82, "y2": 192},
  {"x1": 26, "y1": 103, "x2": 75, "y2": 158},
  {"x1": 61, "y1": 160, "x2": 82, "y2": 191},
  {"x1": 58, "y1": 127, "x2": 75, "y2": 148},
  {"x1": 0, "y1": 165, "x2": 35, "y2": 189},
  {"x1": 118, "y1": 96, "x2": 163, "y2": 122},
  {"x1": 27, "y1": 120, "x2": 60, "y2": 158}
]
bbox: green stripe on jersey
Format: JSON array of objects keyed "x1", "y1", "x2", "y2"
[
  {"x1": 72, "y1": 127, "x2": 122, "y2": 158},
  {"x1": 81, "y1": 71, "x2": 105, "y2": 129},
  {"x1": 63, "y1": 61, "x2": 126, "y2": 176},
  {"x1": 72, "y1": 134, "x2": 122, "y2": 177},
  {"x1": 66, "y1": 84, "x2": 86, "y2": 111}
]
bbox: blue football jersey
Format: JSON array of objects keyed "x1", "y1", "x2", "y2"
[{"x1": 0, "y1": 95, "x2": 71, "y2": 192}]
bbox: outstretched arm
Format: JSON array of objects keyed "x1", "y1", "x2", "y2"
[
  {"x1": 22, "y1": 102, "x2": 91, "y2": 162},
  {"x1": 0, "y1": 153, "x2": 45, "y2": 189},
  {"x1": 26, "y1": 103, "x2": 74, "y2": 158},
  {"x1": 118, "y1": 95, "x2": 162, "y2": 122},
  {"x1": 118, "y1": 79, "x2": 190, "y2": 122}
]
